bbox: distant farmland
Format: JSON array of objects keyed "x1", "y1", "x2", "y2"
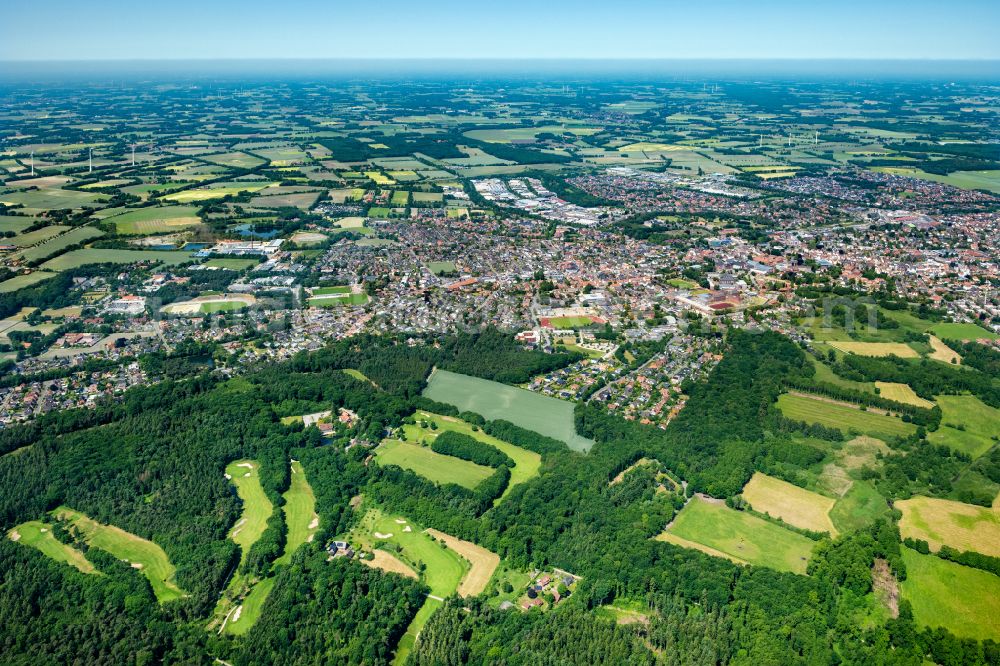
[{"x1": 423, "y1": 369, "x2": 594, "y2": 452}]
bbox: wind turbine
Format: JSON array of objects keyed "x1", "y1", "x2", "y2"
[{"x1": 88, "y1": 147, "x2": 93, "y2": 174}]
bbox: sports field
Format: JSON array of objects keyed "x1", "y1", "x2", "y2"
[
  {"x1": 928, "y1": 395, "x2": 1000, "y2": 458},
  {"x1": 897, "y1": 496, "x2": 1000, "y2": 557},
  {"x1": 425, "y1": 528, "x2": 500, "y2": 597},
  {"x1": 54, "y1": 506, "x2": 184, "y2": 602},
  {"x1": 274, "y1": 460, "x2": 319, "y2": 566},
  {"x1": 203, "y1": 258, "x2": 258, "y2": 270},
  {"x1": 350, "y1": 509, "x2": 469, "y2": 665},
  {"x1": 423, "y1": 369, "x2": 594, "y2": 452},
  {"x1": 8, "y1": 520, "x2": 96, "y2": 574},
  {"x1": 928, "y1": 322, "x2": 998, "y2": 341},
  {"x1": 225, "y1": 460, "x2": 274, "y2": 564},
  {"x1": 375, "y1": 439, "x2": 496, "y2": 489},
  {"x1": 545, "y1": 315, "x2": 595, "y2": 329},
  {"x1": 426, "y1": 261, "x2": 457, "y2": 275},
  {"x1": 41, "y1": 248, "x2": 193, "y2": 271},
  {"x1": 900, "y1": 548, "x2": 1000, "y2": 642},
  {"x1": 741, "y1": 472, "x2": 838, "y2": 535},
  {"x1": 874, "y1": 382, "x2": 934, "y2": 409},
  {"x1": 404, "y1": 411, "x2": 541, "y2": 501},
  {"x1": 827, "y1": 341, "x2": 919, "y2": 358},
  {"x1": 162, "y1": 294, "x2": 255, "y2": 315},
  {"x1": 106, "y1": 205, "x2": 202, "y2": 234},
  {"x1": 224, "y1": 576, "x2": 276, "y2": 636},
  {"x1": 656, "y1": 496, "x2": 815, "y2": 574},
  {"x1": 776, "y1": 393, "x2": 917, "y2": 439}
]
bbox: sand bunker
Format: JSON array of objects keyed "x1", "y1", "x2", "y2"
[{"x1": 373, "y1": 532, "x2": 393, "y2": 539}]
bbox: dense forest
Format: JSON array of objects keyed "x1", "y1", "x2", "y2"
[{"x1": 0, "y1": 329, "x2": 997, "y2": 665}]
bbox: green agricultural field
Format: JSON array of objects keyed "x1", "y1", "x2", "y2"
[
  {"x1": 375, "y1": 439, "x2": 496, "y2": 489},
  {"x1": 928, "y1": 395, "x2": 1000, "y2": 458},
  {"x1": 54, "y1": 506, "x2": 184, "y2": 602},
  {"x1": 900, "y1": 548, "x2": 1000, "y2": 642},
  {"x1": 160, "y1": 182, "x2": 272, "y2": 203},
  {"x1": 827, "y1": 341, "x2": 919, "y2": 358},
  {"x1": 10, "y1": 225, "x2": 69, "y2": 247},
  {"x1": 404, "y1": 411, "x2": 542, "y2": 501},
  {"x1": 274, "y1": 460, "x2": 319, "y2": 566},
  {"x1": 810, "y1": 357, "x2": 875, "y2": 393},
  {"x1": 200, "y1": 151, "x2": 266, "y2": 169},
  {"x1": 776, "y1": 393, "x2": 916, "y2": 440},
  {"x1": 41, "y1": 248, "x2": 193, "y2": 271},
  {"x1": 0, "y1": 271, "x2": 57, "y2": 293},
  {"x1": 105, "y1": 205, "x2": 202, "y2": 234},
  {"x1": 928, "y1": 322, "x2": 998, "y2": 341},
  {"x1": 829, "y1": 481, "x2": 890, "y2": 534},
  {"x1": 656, "y1": 497, "x2": 816, "y2": 574},
  {"x1": 546, "y1": 315, "x2": 595, "y2": 329},
  {"x1": 15, "y1": 226, "x2": 104, "y2": 263},
  {"x1": 225, "y1": 460, "x2": 274, "y2": 563},
  {"x1": 8, "y1": 520, "x2": 96, "y2": 574},
  {"x1": 0, "y1": 188, "x2": 106, "y2": 211},
  {"x1": 423, "y1": 369, "x2": 594, "y2": 452},
  {"x1": 0, "y1": 215, "x2": 35, "y2": 233}
]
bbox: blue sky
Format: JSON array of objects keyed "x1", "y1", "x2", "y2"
[{"x1": 2, "y1": 0, "x2": 999, "y2": 61}]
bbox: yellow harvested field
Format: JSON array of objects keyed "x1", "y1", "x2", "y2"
[
  {"x1": 875, "y1": 382, "x2": 934, "y2": 409},
  {"x1": 363, "y1": 549, "x2": 418, "y2": 579},
  {"x1": 425, "y1": 528, "x2": 499, "y2": 597},
  {"x1": 897, "y1": 496, "x2": 1000, "y2": 558},
  {"x1": 742, "y1": 472, "x2": 838, "y2": 536},
  {"x1": 828, "y1": 341, "x2": 919, "y2": 358},
  {"x1": 928, "y1": 336, "x2": 962, "y2": 365}
]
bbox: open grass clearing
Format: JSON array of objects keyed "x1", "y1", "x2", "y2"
[
  {"x1": 900, "y1": 548, "x2": 1000, "y2": 642},
  {"x1": 363, "y1": 549, "x2": 418, "y2": 579},
  {"x1": 897, "y1": 496, "x2": 1000, "y2": 557},
  {"x1": 423, "y1": 369, "x2": 593, "y2": 452},
  {"x1": 656, "y1": 497, "x2": 815, "y2": 574},
  {"x1": 375, "y1": 439, "x2": 496, "y2": 489},
  {"x1": 54, "y1": 506, "x2": 184, "y2": 602},
  {"x1": 830, "y1": 481, "x2": 890, "y2": 533},
  {"x1": 8, "y1": 520, "x2": 96, "y2": 574},
  {"x1": 202, "y1": 258, "x2": 258, "y2": 270},
  {"x1": 928, "y1": 394, "x2": 1000, "y2": 459},
  {"x1": 776, "y1": 393, "x2": 916, "y2": 440},
  {"x1": 741, "y1": 472, "x2": 838, "y2": 536}
]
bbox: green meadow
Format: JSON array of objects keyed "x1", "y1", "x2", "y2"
[
  {"x1": 657, "y1": 497, "x2": 816, "y2": 574},
  {"x1": 900, "y1": 548, "x2": 1000, "y2": 642},
  {"x1": 776, "y1": 393, "x2": 917, "y2": 440}
]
